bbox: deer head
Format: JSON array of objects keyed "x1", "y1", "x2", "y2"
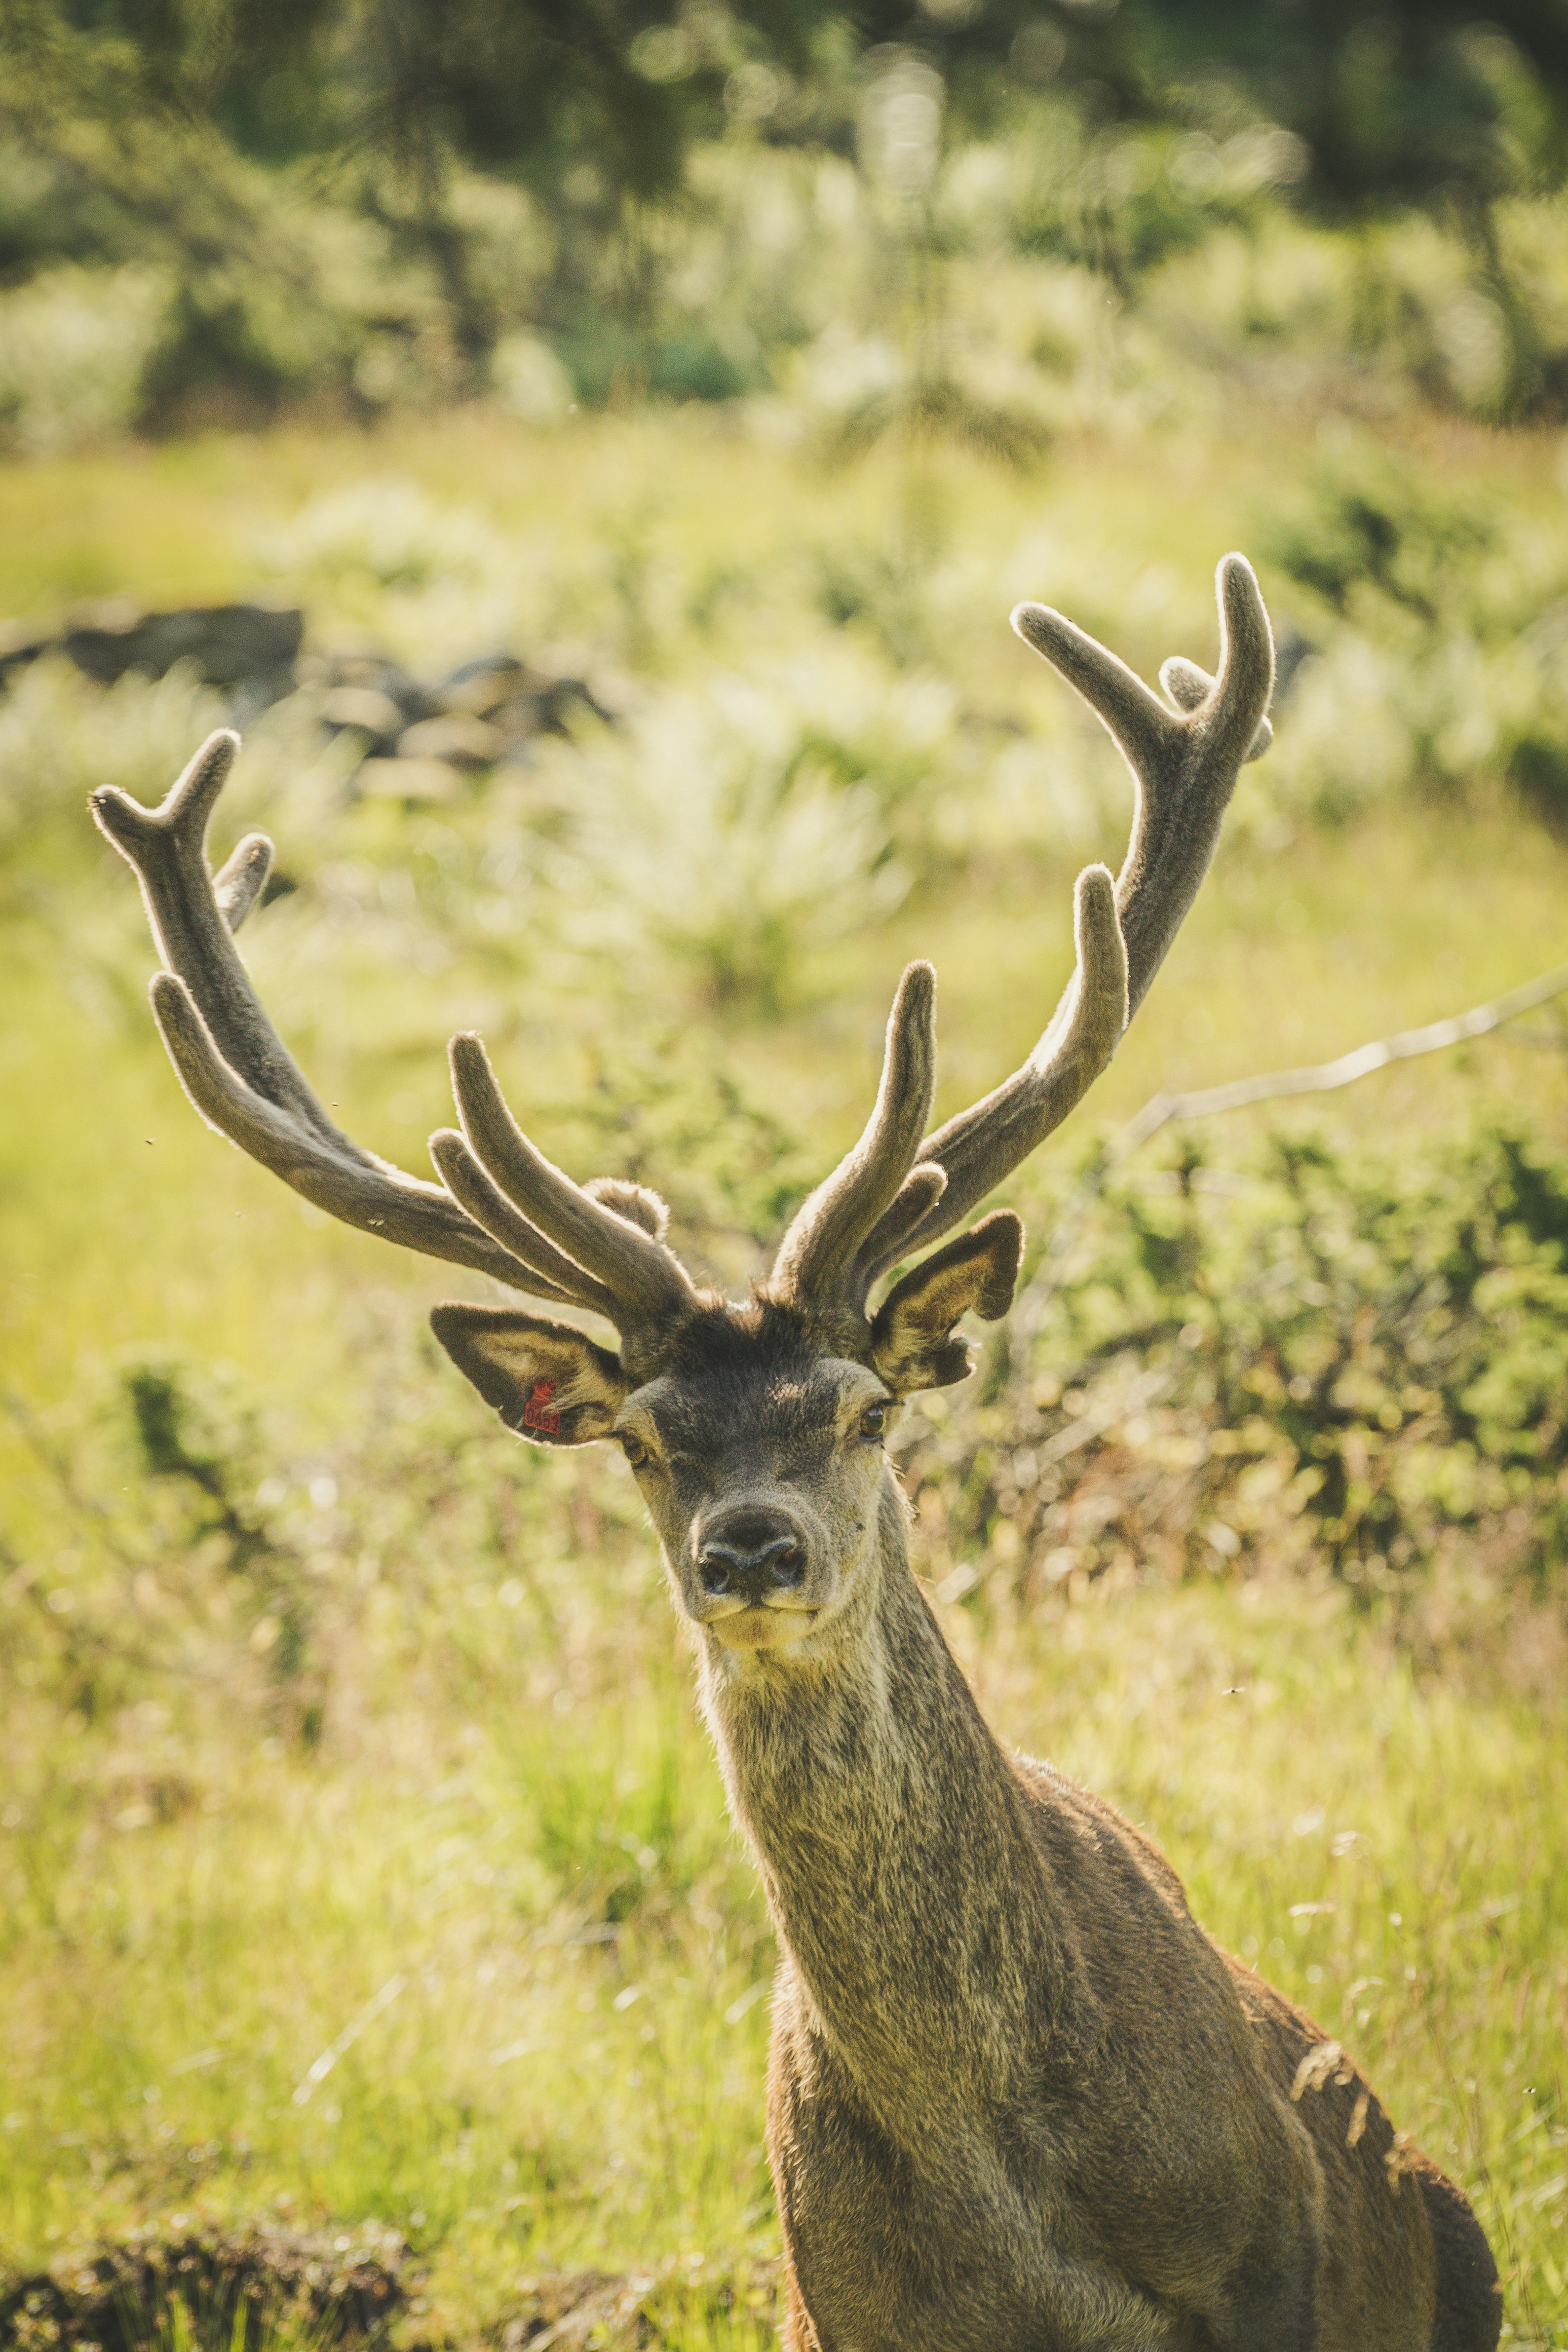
[{"x1": 91, "y1": 556, "x2": 1273, "y2": 1667}]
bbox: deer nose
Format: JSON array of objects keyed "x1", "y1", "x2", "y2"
[{"x1": 698, "y1": 1513, "x2": 807, "y2": 1599}]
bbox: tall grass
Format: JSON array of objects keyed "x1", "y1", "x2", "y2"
[{"x1": 2, "y1": 407, "x2": 1566, "y2": 2346}]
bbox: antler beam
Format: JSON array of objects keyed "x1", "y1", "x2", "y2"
[
  {"x1": 862, "y1": 553, "x2": 1272, "y2": 1287},
  {"x1": 770, "y1": 961, "x2": 939, "y2": 1304},
  {"x1": 766, "y1": 554, "x2": 1275, "y2": 1312}
]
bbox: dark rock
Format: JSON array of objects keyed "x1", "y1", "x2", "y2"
[
  {"x1": 486, "y1": 678, "x2": 606, "y2": 743},
  {"x1": 321, "y1": 685, "x2": 405, "y2": 749},
  {"x1": 488, "y1": 692, "x2": 550, "y2": 740},
  {"x1": 439, "y1": 651, "x2": 528, "y2": 690},
  {"x1": 61, "y1": 603, "x2": 304, "y2": 690},
  {"x1": 534, "y1": 676, "x2": 606, "y2": 733},
  {"x1": 396, "y1": 714, "x2": 503, "y2": 770},
  {"x1": 435, "y1": 654, "x2": 610, "y2": 734},
  {"x1": 306, "y1": 653, "x2": 439, "y2": 725},
  {"x1": 0, "y1": 623, "x2": 55, "y2": 687},
  {"x1": 434, "y1": 651, "x2": 533, "y2": 717}
]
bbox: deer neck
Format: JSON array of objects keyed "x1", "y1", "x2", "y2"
[{"x1": 694, "y1": 1475, "x2": 1066, "y2": 2139}]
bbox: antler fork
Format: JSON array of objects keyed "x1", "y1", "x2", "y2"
[{"x1": 90, "y1": 733, "x2": 700, "y2": 1334}]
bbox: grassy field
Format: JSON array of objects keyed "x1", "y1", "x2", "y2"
[{"x1": 2, "y1": 404, "x2": 1566, "y2": 2347}]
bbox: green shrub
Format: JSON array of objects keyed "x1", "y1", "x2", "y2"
[
  {"x1": 1254, "y1": 438, "x2": 1568, "y2": 829},
  {"x1": 0, "y1": 266, "x2": 169, "y2": 455},
  {"x1": 899, "y1": 1119, "x2": 1568, "y2": 1647},
  {"x1": 531, "y1": 651, "x2": 933, "y2": 1010}
]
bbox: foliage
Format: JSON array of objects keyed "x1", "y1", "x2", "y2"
[
  {"x1": 6, "y1": 3, "x2": 1568, "y2": 444},
  {"x1": 3, "y1": 397, "x2": 1568, "y2": 2342},
  {"x1": 3, "y1": 1318, "x2": 1566, "y2": 2338},
  {"x1": 530, "y1": 639, "x2": 1001, "y2": 1008},
  {"x1": 1255, "y1": 433, "x2": 1568, "y2": 828},
  {"x1": 896, "y1": 1122, "x2": 1568, "y2": 1646},
  {"x1": 0, "y1": 264, "x2": 168, "y2": 454}
]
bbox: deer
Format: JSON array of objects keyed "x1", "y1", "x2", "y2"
[{"x1": 92, "y1": 553, "x2": 1500, "y2": 2352}]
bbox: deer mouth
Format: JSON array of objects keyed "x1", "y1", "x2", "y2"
[{"x1": 706, "y1": 1600, "x2": 820, "y2": 1650}]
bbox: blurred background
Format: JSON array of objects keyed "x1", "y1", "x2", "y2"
[{"x1": 3, "y1": 5, "x2": 1568, "y2": 2346}]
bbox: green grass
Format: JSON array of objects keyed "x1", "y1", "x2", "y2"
[
  {"x1": 4, "y1": 1579, "x2": 1564, "y2": 2339},
  {"x1": 3, "y1": 406, "x2": 1566, "y2": 2345}
]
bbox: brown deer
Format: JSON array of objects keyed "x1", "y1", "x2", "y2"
[{"x1": 93, "y1": 555, "x2": 1499, "y2": 2352}]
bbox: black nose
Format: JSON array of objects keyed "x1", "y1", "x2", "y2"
[{"x1": 699, "y1": 1510, "x2": 807, "y2": 1599}]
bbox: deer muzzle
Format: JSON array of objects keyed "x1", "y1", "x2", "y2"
[{"x1": 691, "y1": 1505, "x2": 820, "y2": 1643}]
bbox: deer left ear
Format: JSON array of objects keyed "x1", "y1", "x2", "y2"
[
  {"x1": 870, "y1": 1211, "x2": 1023, "y2": 1395},
  {"x1": 430, "y1": 1305, "x2": 629, "y2": 1446}
]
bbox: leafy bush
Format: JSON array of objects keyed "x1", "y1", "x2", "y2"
[
  {"x1": 0, "y1": 265, "x2": 168, "y2": 454},
  {"x1": 536, "y1": 662, "x2": 912, "y2": 1011},
  {"x1": 1255, "y1": 437, "x2": 1568, "y2": 828},
  {"x1": 898, "y1": 1119, "x2": 1568, "y2": 1657},
  {"x1": 0, "y1": 655, "x2": 353, "y2": 884},
  {"x1": 252, "y1": 480, "x2": 515, "y2": 598},
  {"x1": 0, "y1": 657, "x2": 227, "y2": 868},
  {"x1": 248, "y1": 477, "x2": 577, "y2": 669},
  {"x1": 1261, "y1": 445, "x2": 1498, "y2": 626}
]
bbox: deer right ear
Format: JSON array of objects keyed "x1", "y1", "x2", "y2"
[{"x1": 430, "y1": 1306, "x2": 629, "y2": 1446}]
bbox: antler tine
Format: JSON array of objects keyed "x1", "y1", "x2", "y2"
[
  {"x1": 214, "y1": 831, "x2": 276, "y2": 934},
  {"x1": 856, "y1": 556, "x2": 1273, "y2": 1285},
  {"x1": 855, "y1": 1162, "x2": 948, "y2": 1292},
  {"x1": 1012, "y1": 554, "x2": 1272, "y2": 1016},
  {"x1": 859, "y1": 867, "x2": 1126, "y2": 1282},
  {"x1": 1113, "y1": 553, "x2": 1274, "y2": 1013},
  {"x1": 428, "y1": 1128, "x2": 620, "y2": 1317},
  {"x1": 96, "y1": 733, "x2": 334, "y2": 1136},
  {"x1": 92, "y1": 730, "x2": 558, "y2": 1296},
  {"x1": 770, "y1": 961, "x2": 937, "y2": 1306},
  {"x1": 448, "y1": 1034, "x2": 701, "y2": 1327}
]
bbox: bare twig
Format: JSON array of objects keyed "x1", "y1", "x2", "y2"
[
  {"x1": 1107, "y1": 958, "x2": 1568, "y2": 1162},
  {"x1": 1016, "y1": 956, "x2": 1568, "y2": 1329}
]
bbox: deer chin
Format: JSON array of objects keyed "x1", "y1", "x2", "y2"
[{"x1": 706, "y1": 1603, "x2": 820, "y2": 1651}]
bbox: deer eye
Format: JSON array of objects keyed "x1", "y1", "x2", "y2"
[
  {"x1": 859, "y1": 1402, "x2": 889, "y2": 1443},
  {"x1": 619, "y1": 1431, "x2": 649, "y2": 1468}
]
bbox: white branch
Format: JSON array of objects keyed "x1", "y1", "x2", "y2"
[
  {"x1": 1109, "y1": 959, "x2": 1568, "y2": 1163},
  {"x1": 1014, "y1": 956, "x2": 1568, "y2": 1328}
]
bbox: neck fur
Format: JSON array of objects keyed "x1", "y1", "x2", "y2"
[{"x1": 694, "y1": 1472, "x2": 1066, "y2": 2144}]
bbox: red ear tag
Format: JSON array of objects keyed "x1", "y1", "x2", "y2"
[{"x1": 523, "y1": 1377, "x2": 561, "y2": 1434}]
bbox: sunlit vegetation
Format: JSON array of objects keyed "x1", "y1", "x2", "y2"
[{"x1": 3, "y1": 381, "x2": 1567, "y2": 2345}]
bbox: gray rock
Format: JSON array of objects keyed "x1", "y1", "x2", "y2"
[
  {"x1": 321, "y1": 686, "x2": 405, "y2": 748},
  {"x1": 62, "y1": 603, "x2": 303, "y2": 689},
  {"x1": 303, "y1": 652, "x2": 439, "y2": 723},
  {"x1": 396, "y1": 714, "x2": 504, "y2": 770},
  {"x1": 434, "y1": 652, "x2": 532, "y2": 717},
  {"x1": 0, "y1": 624, "x2": 55, "y2": 686}
]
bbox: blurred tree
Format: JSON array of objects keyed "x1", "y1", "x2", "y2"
[
  {"x1": 886, "y1": 2, "x2": 1568, "y2": 413},
  {"x1": 5, "y1": 0, "x2": 1568, "y2": 418},
  {"x1": 855, "y1": 4, "x2": 1568, "y2": 217}
]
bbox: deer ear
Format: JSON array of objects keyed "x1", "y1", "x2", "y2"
[
  {"x1": 430, "y1": 1306, "x2": 629, "y2": 1446},
  {"x1": 870, "y1": 1211, "x2": 1023, "y2": 1395}
]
